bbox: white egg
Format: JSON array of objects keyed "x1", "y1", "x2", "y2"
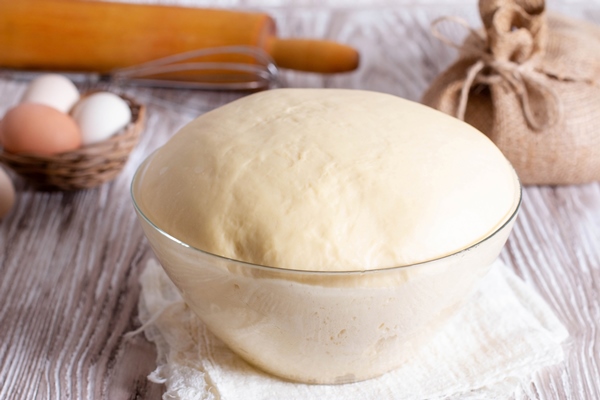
[
  {"x1": 21, "y1": 74, "x2": 80, "y2": 113},
  {"x1": 71, "y1": 92, "x2": 132, "y2": 145}
]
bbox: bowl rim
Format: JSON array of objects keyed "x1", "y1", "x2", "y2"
[{"x1": 131, "y1": 153, "x2": 522, "y2": 276}]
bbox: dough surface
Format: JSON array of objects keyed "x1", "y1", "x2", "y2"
[{"x1": 135, "y1": 89, "x2": 519, "y2": 271}]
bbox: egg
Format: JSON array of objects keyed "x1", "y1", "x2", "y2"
[
  {"x1": 0, "y1": 103, "x2": 81, "y2": 155},
  {"x1": 0, "y1": 166, "x2": 15, "y2": 219},
  {"x1": 71, "y1": 92, "x2": 131, "y2": 145},
  {"x1": 21, "y1": 74, "x2": 80, "y2": 113}
]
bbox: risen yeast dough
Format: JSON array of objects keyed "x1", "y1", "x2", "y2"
[{"x1": 136, "y1": 89, "x2": 518, "y2": 271}]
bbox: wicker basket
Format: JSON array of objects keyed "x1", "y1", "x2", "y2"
[{"x1": 0, "y1": 94, "x2": 145, "y2": 191}]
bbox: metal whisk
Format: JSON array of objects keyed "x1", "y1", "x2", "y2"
[{"x1": 110, "y1": 46, "x2": 281, "y2": 91}]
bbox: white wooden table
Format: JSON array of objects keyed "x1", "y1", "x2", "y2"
[{"x1": 0, "y1": 2, "x2": 599, "y2": 399}]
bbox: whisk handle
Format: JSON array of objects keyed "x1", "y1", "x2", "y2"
[{"x1": 267, "y1": 39, "x2": 359, "y2": 73}]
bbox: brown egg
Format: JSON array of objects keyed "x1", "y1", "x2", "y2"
[
  {"x1": 0, "y1": 166, "x2": 15, "y2": 219},
  {"x1": 0, "y1": 103, "x2": 81, "y2": 155}
]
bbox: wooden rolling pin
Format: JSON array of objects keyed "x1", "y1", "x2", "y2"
[{"x1": 0, "y1": 0, "x2": 359, "y2": 74}]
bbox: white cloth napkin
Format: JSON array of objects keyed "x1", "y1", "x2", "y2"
[{"x1": 134, "y1": 259, "x2": 568, "y2": 400}]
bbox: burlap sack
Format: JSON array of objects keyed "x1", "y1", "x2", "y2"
[{"x1": 422, "y1": 0, "x2": 600, "y2": 185}]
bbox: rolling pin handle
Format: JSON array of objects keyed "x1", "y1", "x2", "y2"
[{"x1": 266, "y1": 38, "x2": 359, "y2": 74}]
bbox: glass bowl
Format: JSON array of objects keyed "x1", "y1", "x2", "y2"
[{"x1": 131, "y1": 154, "x2": 522, "y2": 385}]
